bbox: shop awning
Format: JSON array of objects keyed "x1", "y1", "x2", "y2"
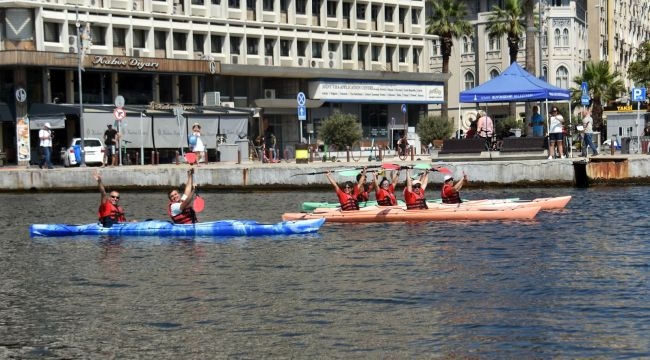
[
  {"x1": 29, "y1": 115, "x2": 66, "y2": 129},
  {"x1": 253, "y1": 99, "x2": 324, "y2": 109}
]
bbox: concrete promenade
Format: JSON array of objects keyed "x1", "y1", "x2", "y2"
[{"x1": 2, "y1": 151, "x2": 650, "y2": 192}]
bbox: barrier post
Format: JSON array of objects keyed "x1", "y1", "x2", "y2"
[
  {"x1": 175, "y1": 151, "x2": 180, "y2": 165},
  {"x1": 156, "y1": 151, "x2": 160, "y2": 165},
  {"x1": 155, "y1": 151, "x2": 159, "y2": 165},
  {"x1": 346, "y1": 146, "x2": 350, "y2": 162},
  {"x1": 378, "y1": 146, "x2": 383, "y2": 161},
  {"x1": 237, "y1": 149, "x2": 241, "y2": 164},
  {"x1": 410, "y1": 146, "x2": 415, "y2": 161},
  {"x1": 135, "y1": 151, "x2": 139, "y2": 165}
]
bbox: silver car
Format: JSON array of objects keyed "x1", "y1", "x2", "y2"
[{"x1": 61, "y1": 138, "x2": 105, "y2": 167}]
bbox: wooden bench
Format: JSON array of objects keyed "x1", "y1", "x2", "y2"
[
  {"x1": 499, "y1": 137, "x2": 546, "y2": 153},
  {"x1": 438, "y1": 138, "x2": 485, "y2": 155}
]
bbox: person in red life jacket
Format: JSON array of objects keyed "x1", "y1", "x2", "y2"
[
  {"x1": 168, "y1": 168, "x2": 198, "y2": 224},
  {"x1": 441, "y1": 173, "x2": 468, "y2": 204},
  {"x1": 403, "y1": 169, "x2": 429, "y2": 209},
  {"x1": 93, "y1": 171, "x2": 127, "y2": 227},
  {"x1": 325, "y1": 170, "x2": 361, "y2": 211},
  {"x1": 355, "y1": 168, "x2": 374, "y2": 203},
  {"x1": 373, "y1": 170, "x2": 400, "y2": 206}
]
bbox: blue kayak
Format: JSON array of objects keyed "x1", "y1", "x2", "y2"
[{"x1": 29, "y1": 218, "x2": 325, "y2": 238}]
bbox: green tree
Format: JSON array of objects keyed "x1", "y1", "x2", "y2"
[
  {"x1": 416, "y1": 115, "x2": 454, "y2": 145},
  {"x1": 426, "y1": 0, "x2": 472, "y2": 120},
  {"x1": 318, "y1": 111, "x2": 362, "y2": 148},
  {"x1": 572, "y1": 61, "x2": 626, "y2": 139},
  {"x1": 627, "y1": 40, "x2": 650, "y2": 88},
  {"x1": 486, "y1": 0, "x2": 526, "y2": 118}
]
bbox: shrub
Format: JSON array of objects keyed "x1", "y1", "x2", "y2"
[
  {"x1": 416, "y1": 115, "x2": 454, "y2": 144},
  {"x1": 318, "y1": 111, "x2": 363, "y2": 148},
  {"x1": 495, "y1": 116, "x2": 525, "y2": 138}
]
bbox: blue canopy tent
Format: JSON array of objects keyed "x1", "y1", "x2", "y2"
[{"x1": 459, "y1": 62, "x2": 572, "y2": 154}]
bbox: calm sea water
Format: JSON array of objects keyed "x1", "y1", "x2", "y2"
[{"x1": 1, "y1": 186, "x2": 649, "y2": 359}]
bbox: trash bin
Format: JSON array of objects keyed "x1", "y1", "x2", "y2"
[
  {"x1": 295, "y1": 143, "x2": 309, "y2": 164},
  {"x1": 621, "y1": 137, "x2": 631, "y2": 154},
  {"x1": 73, "y1": 145, "x2": 81, "y2": 163}
]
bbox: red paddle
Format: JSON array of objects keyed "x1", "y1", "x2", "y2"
[
  {"x1": 193, "y1": 193, "x2": 205, "y2": 212},
  {"x1": 184, "y1": 152, "x2": 197, "y2": 164}
]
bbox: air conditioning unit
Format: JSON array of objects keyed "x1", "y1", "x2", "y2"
[
  {"x1": 221, "y1": 101, "x2": 235, "y2": 108},
  {"x1": 202, "y1": 91, "x2": 221, "y2": 106},
  {"x1": 297, "y1": 56, "x2": 306, "y2": 66},
  {"x1": 133, "y1": 49, "x2": 142, "y2": 57},
  {"x1": 231, "y1": 54, "x2": 239, "y2": 64},
  {"x1": 68, "y1": 35, "x2": 78, "y2": 53},
  {"x1": 264, "y1": 89, "x2": 276, "y2": 99},
  {"x1": 264, "y1": 56, "x2": 273, "y2": 66}
]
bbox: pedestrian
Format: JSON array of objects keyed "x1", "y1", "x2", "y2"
[
  {"x1": 529, "y1": 105, "x2": 545, "y2": 137},
  {"x1": 38, "y1": 122, "x2": 54, "y2": 169},
  {"x1": 547, "y1": 107, "x2": 565, "y2": 159},
  {"x1": 104, "y1": 124, "x2": 119, "y2": 166},
  {"x1": 581, "y1": 108, "x2": 599, "y2": 157},
  {"x1": 190, "y1": 122, "x2": 205, "y2": 164}
]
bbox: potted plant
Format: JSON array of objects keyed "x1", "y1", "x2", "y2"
[{"x1": 416, "y1": 115, "x2": 454, "y2": 149}]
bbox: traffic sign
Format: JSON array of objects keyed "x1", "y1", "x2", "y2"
[
  {"x1": 581, "y1": 95, "x2": 590, "y2": 106},
  {"x1": 401, "y1": 104, "x2": 407, "y2": 114},
  {"x1": 298, "y1": 105, "x2": 306, "y2": 121},
  {"x1": 114, "y1": 95, "x2": 125, "y2": 108},
  {"x1": 581, "y1": 82, "x2": 588, "y2": 95},
  {"x1": 297, "y1": 92, "x2": 306, "y2": 106},
  {"x1": 632, "y1": 87, "x2": 647, "y2": 102},
  {"x1": 113, "y1": 107, "x2": 126, "y2": 121},
  {"x1": 15, "y1": 88, "x2": 27, "y2": 103}
]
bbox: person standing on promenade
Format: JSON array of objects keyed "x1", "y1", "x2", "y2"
[
  {"x1": 168, "y1": 168, "x2": 198, "y2": 224},
  {"x1": 581, "y1": 108, "x2": 599, "y2": 157},
  {"x1": 441, "y1": 174, "x2": 468, "y2": 204},
  {"x1": 93, "y1": 171, "x2": 127, "y2": 227},
  {"x1": 104, "y1": 124, "x2": 119, "y2": 166},
  {"x1": 374, "y1": 170, "x2": 400, "y2": 206},
  {"x1": 547, "y1": 107, "x2": 565, "y2": 159},
  {"x1": 529, "y1": 105, "x2": 545, "y2": 137},
  {"x1": 38, "y1": 122, "x2": 54, "y2": 169},
  {"x1": 325, "y1": 171, "x2": 361, "y2": 211},
  {"x1": 403, "y1": 169, "x2": 429, "y2": 209},
  {"x1": 190, "y1": 122, "x2": 205, "y2": 164}
]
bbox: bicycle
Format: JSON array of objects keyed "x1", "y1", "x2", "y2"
[
  {"x1": 120, "y1": 140, "x2": 133, "y2": 165},
  {"x1": 350, "y1": 141, "x2": 362, "y2": 162}
]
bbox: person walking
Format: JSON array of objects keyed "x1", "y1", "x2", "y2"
[
  {"x1": 581, "y1": 108, "x2": 599, "y2": 157},
  {"x1": 529, "y1": 105, "x2": 545, "y2": 137},
  {"x1": 547, "y1": 107, "x2": 565, "y2": 159},
  {"x1": 38, "y1": 122, "x2": 54, "y2": 169}
]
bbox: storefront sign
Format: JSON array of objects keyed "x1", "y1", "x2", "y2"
[
  {"x1": 148, "y1": 102, "x2": 198, "y2": 111},
  {"x1": 92, "y1": 56, "x2": 160, "y2": 70},
  {"x1": 308, "y1": 80, "x2": 444, "y2": 103}
]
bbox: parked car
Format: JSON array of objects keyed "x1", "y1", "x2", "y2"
[{"x1": 60, "y1": 138, "x2": 105, "y2": 167}]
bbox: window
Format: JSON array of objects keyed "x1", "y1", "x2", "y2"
[
  {"x1": 554, "y1": 28, "x2": 561, "y2": 46},
  {"x1": 211, "y1": 35, "x2": 224, "y2": 53},
  {"x1": 230, "y1": 36, "x2": 241, "y2": 54},
  {"x1": 297, "y1": 40, "x2": 307, "y2": 56},
  {"x1": 113, "y1": 28, "x2": 126, "y2": 47},
  {"x1": 173, "y1": 32, "x2": 187, "y2": 50},
  {"x1": 90, "y1": 26, "x2": 106, "y2": 46},
  {"x1": 411, "y1": 8, "x2": 418, "y2": 25},
  {"x1": 280, "y1": 0, "x2": 288, "y2": 11},
  {"x1": 462, "y1": 36, "x2": 472, "y2": 54},
  {"x1": 356, "y1": 3, "x2": 365, "y2": 19},
  {"x1": 489, "y1": 69, "x2": 499, "y2": 79},
  {"x1": 488, "y1": 34, "x2": 500, "y2": 51},
  {"x1": 44, "y1": 22, "x2": 60, "y2": 42},
  {"x1": 263, "y1": 0, "x2": 273, "y2": 11},
  {"x1": 154, "y1": 31, "x2": 166, "y2": 50},
  {"x1": 327, "y1": 0, "x2": 336, "y2": 17},
  {"x1": 247, "y1": 37, "x2": 259, "y2": 55},
  {"x1": 384, "y1": 5, "x2": 393, "y2": 22},
  {"x1": 328, "y1": 42, "x2": 337, "y2": 53},
  {"x1": 280, "y1": 39, "x2": 290, "y2": 56},
  {"x1": 371, "y1": 44, "x2": 381, "y2": 61},
  {"x1": 412, "y1": 47, "x2": 420, "y2": 65},
  {"x1": 399, "y1": 47, "x2": 407, "y2": 63},
  {"x1": 312, "y1": 0, "x2": 320, "y2": 14},
  {"x1": 312, "y1": 41, "x2": 323, "y2": 58},
  {"x1": 264, "y1": 39, "x2": 274, "y2": 56},
  {"x1": 385, "y1": 46, "x2": 394, "y2": 63},
  {"x1": 342, "y1": 43, "x2": 352, "y2": 60},
  {"x1": 343, "y1": 2, "x2": 351, "y2": 18},
  {"x1": 464, "y1": 71, "x2": 475, "y2": 90},
  {"x1": 541, "y1": 32, "x2": 547, "y2": 48},
  {"x1": 358, "y1": 44, "x2": 367, "y2": 61},
  {"x1": 431, "y1": 39, "x2": 440, "y2": 56},
  {"x1": 296, "y1": 0, "x2": 306, "y2": 13},
  {"x1": 192, "y1": 0, "x2": 204, "y2": 4},
  {"x1": 193, "y1": 34, "x2": 204, "y2": 52},
  {"x1": 562, "y1": 28, "x2": 569, "y2": 46},
  {"x1": 361, "y1": 104, "x2": 388, "y2": 138},
  {"x1": 228, "y1": 0, "x2": 240, "y2": 8},
  {"x1": 246, "y1": 0, "x2": 254, "y2": 9},
  {"x1": 133, "y1": 29, "x2": 146, "y2": 48},
  {"x1": 556, "y1": 66, "x2": 568, "y2": 88},
  {"x1": 212, "y1": 0, "x2": 220, "y2": 4},
  {"x1": 399, "y1": 7, "x2": 406, "y2": 25}
]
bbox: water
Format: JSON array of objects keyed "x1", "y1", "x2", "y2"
[{"x1": 1, "y1": 187, "x2": 649, "y2": 359}]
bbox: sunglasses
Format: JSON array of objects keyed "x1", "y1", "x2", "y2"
[
  {"x1": 110, "y1": 195, "x2": 120, "y2": 199},
  {"x1": 344, "y1": 185, "x2": 352, "y2": 189},
  {"x1": 413, "y1": 184, "x2": 421, "y2": 188}
]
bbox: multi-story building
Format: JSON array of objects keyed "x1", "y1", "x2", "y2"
[{"x1": 0, "y1": 0, "x2": 446, "y2": 165}]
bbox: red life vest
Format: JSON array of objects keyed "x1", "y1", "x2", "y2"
[
  {"x1": 98, "y1": 201, "x2": 126, "y2": 224},
  {"x1": 404, "y1": 189, "x2": 428, "y2": 209},
  {"x1": 337, "y1": 189, "x2": 360, "y2": 211},
  {"x1": 168, "y1": 201, "x2": 197, "y2": 224},
  {"x1": 376, "y1": 185, "x2": 397, "y2": 206},
  {"x1": 441, "y1": 183, "x2": 462, "y2": 204}
]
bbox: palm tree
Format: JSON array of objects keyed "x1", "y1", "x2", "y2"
[
  {"x1": 523, "y1": 0, "x2": 536, "y2": 128},
  {"x1": 572, "y1": 61, "x2": 626, "y2": 139},
  {"x1": 426, "y1": 0, "x2": 472, "y2": 120},
  {"x1": 486, "y1": 0, "x2": 526, "y2": 118}
]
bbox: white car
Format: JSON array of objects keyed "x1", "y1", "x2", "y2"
[{"x1": 61, "y1": 138, "x2": 105, "y2": 167}]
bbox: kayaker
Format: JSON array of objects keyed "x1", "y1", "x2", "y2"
[
  {"x1": 93, "y1": 171, "x2": 126, "y2": 227},
  {"x1": 168, "y1": 168, "x2": 198, "y2": 223},
  {"x1": 373, "y1": 170, "x2": 399, "y2": 206},
  {"x1": 403, "y1": 169, "x2": 429, "y2": 209},
  {"x1": 355, "y1": 168, "x2": 373, "y2": 202},
  {"x1": 325, "y1": 171, "x2": 360, "y2": 211},
  {"x1": 441, "y1": 174, "x2": 468, "y2": 204}
]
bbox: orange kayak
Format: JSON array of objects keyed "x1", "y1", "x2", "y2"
[
  {"x1": 282, "y1": 205, "x2": 541, "y2": 223},
  {"x1": 430, "y1": 195, "x2": 572, "y2": 211}
]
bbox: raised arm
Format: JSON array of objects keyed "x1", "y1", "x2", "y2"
[
  {"x1": 93, "y1": 170, "x2": 108, "y2": 201},
  {"x1": 325, "y1": 171, "x2": 340, "y2": 192},
  {"x1": 454, "y1": 173, "x2": 468, "y2": 192},
  {"x1": 405, "y1": 169, "x2": 413, "y2": 192},
  {"x1": 420, "y1": 170, "x2": 430, "y2": 191},
  {"x1": 179, "y1": 168, "x2": 195, "y2": 211},
  {"x1": 355, "y1": 167, "x2": 367, "y2": 193},
  {"x1": 391, "y1": 170, "x2": 400, "y2": 186}
]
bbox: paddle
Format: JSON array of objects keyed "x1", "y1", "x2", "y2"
[
  {"x1": 292, "y1": 168, "x2": 357, "y2": 176},
  {"x1": 381, "y1": 163, "x2": 452, "y2": 174},
  {"x1": 338, "y1": 169, "x2": 385, "y2": 177},
  {"x1": 190, "y1": 168, "x2": 204, "y2": 213},
  {"x1": 184, "y1": 152, "x2": 197, "y2": 164}
]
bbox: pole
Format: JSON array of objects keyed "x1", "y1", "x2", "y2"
[
  {"x1": 637, "y1": 100, "x2": 641, "y2": 154},
  {"x1": 457, "y1": 41, "x2": 462, "y2": 138},
  {"x1": 117, "y1": 121, "x2": 122, "y2": 166},
  {"x1": 140, "y1": 112, "x2": 145, "y2": 165},
  {"x1": 76, "y1": 7, "x2": 86, "y2": 166}
]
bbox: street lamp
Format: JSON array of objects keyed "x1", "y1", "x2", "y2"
[{"x1": 75, "y1": 6, "x2": 86, "y2": 166}]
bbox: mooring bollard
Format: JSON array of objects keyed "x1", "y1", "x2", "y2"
[
  {"x1": 135, "y1": 151, "x2": 139, "y2": 165},
  {"x1": 175, "y1": 151, "x2": 179, "y2": 165},
  {"x1": 237, "y1": 149, "x2": 241, "y2": 164},
  {"x1": 155, "y1": 151, "x2": 161, "y2": 165},
  {"x1": 378, "y1": 146, "x2": 383, "y2": 161},
  {"x1": 410, "y1": 146, "x2": 415, "y2": 161},
  {"x1": 346, "y1": 146, "x2": 350, "y2": 162}
]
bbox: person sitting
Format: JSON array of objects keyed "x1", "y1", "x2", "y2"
[
  {"x1": 374, "y1": 170, "x2": 400, "y2": 206},
  {"x1": 93, "y1": 171, "x2": 126, "y2": 227},
  {"x1": 403, "y1": 169, "x2": 429, "y2": 209},
  {"x1": 465, "y1": 120, "x2": 478, "y2": 139},
  {"x1": 355, "y1": 169, "x2": 374, "y2": 203},
  {"x1": 441, "y1": 174, "x2": 468, "y2": 204},
  {"x1": 168, "y1": 168, "x2": 198, "y2": 224},
  {"x1": 325, "y1": 171, "x2": 361, "y2": 211}
]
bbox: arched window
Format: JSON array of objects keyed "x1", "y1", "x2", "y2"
[
  {"x1": 462, "y1": 36, "x2": 471, "y2": 54},
  {"x1": 554, "y1": 28, "x2": 561, "y2": 47},
  {"x1": 562, "y1": 28, "x2": 569, "y2": 46},
  {"x1": 555, "y1": 66, "x2": 568, "y2": 88},
  {"x1": 464, "y1": 71, "x2": 475, "y2": 90},
  {"x1": 542, "y1": 66, "x2": 548, "y2": 81},
  {"x1": 490, "y1": 69, "x2": 499, "y2": 80}
]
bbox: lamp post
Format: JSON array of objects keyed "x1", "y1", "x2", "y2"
[
  {"x1": 538, "y1": 0, "x2": 543, "y2": 79},
  {"x1": 75, "y1": 7, "x2": 86, "y2": 166}
]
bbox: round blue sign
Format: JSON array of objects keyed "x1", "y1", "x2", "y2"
[{"x1": 401, "y1": 104, "x2": 407, "y2": 114}]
